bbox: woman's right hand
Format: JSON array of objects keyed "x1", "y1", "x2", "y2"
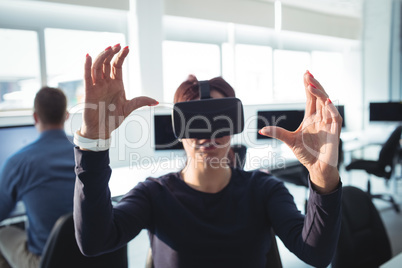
[{"x1": 80, "y1": 44, "x2": 158, "y2": 139}]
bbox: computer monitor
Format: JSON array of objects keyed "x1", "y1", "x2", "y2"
[
  {"x1": 154, "y1": 115, "x2": 184, "y2": 150},
  {"x1": 257, "y1": 110, "x2": 305, "y2": 139},
  {"x1": 0, "y1": 125, "x2": 39, "y2": 168},
  {"x1": 336, "y1": 105, "x2": 346, "y2": 128},
  {"x1": 369, "y1": 102, "x2": 402, "y2": 122}
]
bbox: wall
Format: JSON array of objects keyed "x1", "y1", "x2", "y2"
[
  {"x1": 18, "y1": 0, "x2": 363, "y2": 103},
  {"x1": 128, "y1": 0, "x2": 164, "y2": 100},
  {"x1": 362, "y1": 0, "x2": 401, "y2": 128},
  {"x1": 0, "y1": 0, "x2": 369, "y2": 168},
  {"x1": 164, "y1": 0, "x2": 275, "y2": 29},
  {"x1": 281, "y1": 5, "x2": 361, "y2": 39},
  {"x1": 164, "y1": 0, "x2": 361, "y2": 40},
  {"x1": 32, "y1": 0, "x2": 360, "y2": 40},
  {"x1": 27, "y1": 0, "x2": 130, "y2": 10},
  {"x1": 390, "y1": 0, "x2": 402, "y2": 100}
]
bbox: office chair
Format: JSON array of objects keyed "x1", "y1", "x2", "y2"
[
  {"x1": 269, "y1": 138, "x2": 344, "y2": 214},
  {"x1": 39, "y1": 213, "x2": 128, "y2": 268},
  {"x1": 265, "y1": 228, "x2": 282, "y2": 268},
  {"x1": 345, "y1": 125, "x2": 402, "y2": 212},
  {"x1": 230, "y1": 144, "x2": 282, "y2": 267},
  {"x1": 270, "y1": 164, "x2": 309, "y2": 213},
  {"x1": 332, "y1": 186, "x2": 392, "y2": 268},
  {"x1": 270, "y1": 138, "x2": 344, "y2": 187},
  {"x1": 230, "y1": 144, "x2": 248, "y2": 169},
  {"x1": 338, "y1": 138, "x2": 344, "y2": 170},
  {"x1": 394, "y1": 147, "x2": 402, "y2": 193}
]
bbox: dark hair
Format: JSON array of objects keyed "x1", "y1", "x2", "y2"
[
  {"x1": 173, "y1": 75, "x2": 235, "y2": 103},
  {"x1": 34, "y1": 87, "x2": 67, "y2": 125}
]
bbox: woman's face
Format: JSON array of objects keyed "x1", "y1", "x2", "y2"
[{"x1": 181, "y1": 90, "x2": 232, "y2": 166}]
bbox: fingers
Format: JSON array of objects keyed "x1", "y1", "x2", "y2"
[
  {"x1": 88, "y1": 45, "x2": 127, "y2": 84},
  {"x1": 304, "y1": 72, "x2": 342, "y2": 131},
  {"x1": 305, "y1": 72, "x2": 328, "y2": 101},
  {"x1": 125, "y1": 96, "x2": 159, "y2": 116},
  {"x1": 103, "y1": 44, "x2": 121, "y2": 80},
  {"x1": 91, "y1": 44, "x2": 124, "y2": 84},
  {"x1": 304, "y1": 71, "x2": 316, "y2": 118},
  {"x1": 91, "y1": 46, "x2": 113, "y2": 84},
  {"x1": 326, "y1": 99, "x2": 342, "y2": 136},
  {"x1": 304, "y1": 71, "x2": 330, "y2": 119},
  {"x1": 84, "y1": 54, "x2": 92, "y2": 89},
  {"x1": 259, "y1": 126, "x2": 292, "y2": 145},
  {"x1": 112, "y1": 46, "x2": 129, "y2": 80}
]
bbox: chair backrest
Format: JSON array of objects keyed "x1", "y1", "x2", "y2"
[
  {"x1": 338, "y1": 138, "x2": 344, "y2": 170},
  {"x1": 40, "y1": 213, "x2": 128, "y2": 268},
  {"x1": 378, "y1": 126, "x2": 402, "y2": 171},
  {"x1": 265, "y1": 228, "x2": 282, "y2": 268},
  {"x1": 230, "y1": 144, "x2": 248, "y2": 169},
  {"x1": 332, "y1": 186, "x2": 392, "y2": 268}
]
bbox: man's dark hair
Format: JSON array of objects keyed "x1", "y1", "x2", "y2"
[{"x1": 34, "y1": 87, "x2": 67, "y2": 125}]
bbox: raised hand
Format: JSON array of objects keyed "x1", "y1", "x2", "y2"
[
  {"x1": 80, "y1": 44, "x2": 158, "y2": 139},
  {"x1": 259, "y1": 71, "x2": 342, "y2": 194}
]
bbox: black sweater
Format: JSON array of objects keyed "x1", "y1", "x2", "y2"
[{"x1": 73, "y1": 148, "x2": 342, "y2": 268}]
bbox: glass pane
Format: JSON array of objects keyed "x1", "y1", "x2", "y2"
[
  {"x1": 273, "y1": 50, "x2": 311, "y2": 103},
  {"x1": 162, "y1": 41, "x2": 221, "y2": 103},
  {"x1": 311, "y1": 51, "x2": 344, "y2": 100},
  {"x1": 45, "y1": 28, "x2": 126, "y2": 108},
  {"x1": 234, "y1": 44, "x2": 273, "y2": 104},
  {"x1": 0, "y1": 29, "x2": 40, "y2": 111}
]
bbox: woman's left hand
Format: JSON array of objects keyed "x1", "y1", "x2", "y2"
[{"x1": 259, "y1": 71, "x2": 342, "y2": 194}]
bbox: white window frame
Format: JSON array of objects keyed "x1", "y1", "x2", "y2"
[
  {"x1": 163, "y1": 15, "x2": 360, "y2": 105},
  {"x1": 0, "y1": 1, "x2": 128, "y2": 115}
]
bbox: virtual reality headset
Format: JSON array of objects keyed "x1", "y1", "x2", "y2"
[{"x1": 172, "y1": 80, "x2": 245, "y2": 139}]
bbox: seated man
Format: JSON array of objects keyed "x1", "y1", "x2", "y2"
[{"x1": 0, "y1": 87, "x2": 76, "y2": 268}]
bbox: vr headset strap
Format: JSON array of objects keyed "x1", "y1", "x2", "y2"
[{"x1": 198, "y1": 81, "x2": 211, "y2": 99}]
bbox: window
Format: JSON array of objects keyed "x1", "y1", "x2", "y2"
[
  {"x1": 233, "y1": 44, "x2": 273, "y2": 104},
  {"x1": 311, "y1": 51, "x2": 344, "y2": 100},
  {"x1": 273, "y1": 49, "x2": 311, "y2": 103},
  {"x1": 0, "y1": 29, "x2": 40, "y2": 111},
  {"x1": 0, "y1": 1, "x2": 128, "y2": 113},
  {"x1": 45, "y1": 28, "x2": 126, "y2": 108},
  {"x1": 162, "y1": 41, "x2": 221, "y2": 103},
  {"x1": 163, "y1": 17, "x2": 360, "y2": 106}
]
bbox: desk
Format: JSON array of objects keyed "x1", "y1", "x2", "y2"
[
  {"x1": 110, "y1": 144, "x2": 300, "y2": 197},
  {"x1": 244, "y1": 144, "x2": 298, "y2": 172},
  {"x1": 340, "y1": 126, "x2": 396, "y2": 153},
  {"x1": 109, "y1": 157, "x2": 183, "y2": 197},
  {"x1": 340, "y1": 127, "x2": 395, "y2": 166},
  {"x1": 381, "y1": 252, "x2": 402, "y2": 268},
  {"x1": 1, "y1": 145, "x2": 301, "y2": 224}
]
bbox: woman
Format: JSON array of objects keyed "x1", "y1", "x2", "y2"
[{"x1": 73, "y1": 44, "x2": 342, "y2": 267}]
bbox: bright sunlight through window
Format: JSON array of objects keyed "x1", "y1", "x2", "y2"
[
  {"x1": 0, "y1": 29, "x2": 40, "y2": 111},
  {"x1": 162, "y1": 41, "x2": 221, "y2": 103},
  {"x1": 45, "y1": 28, "x2": 126, "y2": 108}
]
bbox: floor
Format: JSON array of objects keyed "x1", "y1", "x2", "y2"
[{"x1": 126, "y1": 161, "x2": 402, "y2": 267}]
